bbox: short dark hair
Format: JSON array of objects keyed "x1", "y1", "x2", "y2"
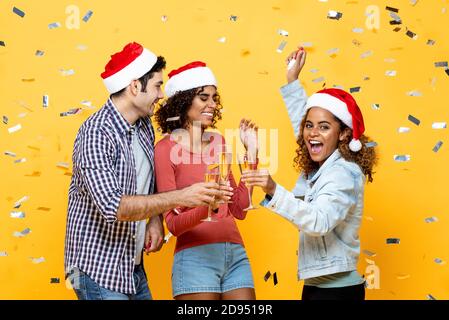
[{"x1": 111, "y1": 56, "x2": 166, "y2": 98}]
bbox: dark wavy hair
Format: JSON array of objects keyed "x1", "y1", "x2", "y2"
[
  {"x1": 155, "y1": 86, "x2": 223, "y2": 133},
  {"x1": 294, "y1": 110, "x2": 378, "y2": 182}
]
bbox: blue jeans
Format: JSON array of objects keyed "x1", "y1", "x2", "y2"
[{"x1": 69, "y1": 264, "x2": 152, "y2": 300}]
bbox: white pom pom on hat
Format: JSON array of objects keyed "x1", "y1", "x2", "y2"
[{"x1": 305, "y1": 88, "x2": 365, "y2": 152}]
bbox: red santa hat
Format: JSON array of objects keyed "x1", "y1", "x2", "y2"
[
  {"x1": 101, "y1": 42, "x2": 157, "y2": 94},
  {"x1": 305, "y1": 88, "x2": 365, "y2": 152},
  {"x1": 165, "y1": 61, "x2": 217, "y2": 98}
]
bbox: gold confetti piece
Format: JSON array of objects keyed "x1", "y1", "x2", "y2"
[
  {"x1": 27, "y1": 146, "x2": 40, "y2": 151},
  {"x1": 25, "y1": 171, "x2": 41, "y2": 177},
  {"x1": 50, "y1": 278, "x2": 60, "y2": 284},
  {"x1": 21, "y1": 78, "x2": 35, "y2": 82},
  {"x1": 396, "y1": 274, "x2": 411, "y2": 280},
  {"x1": 37, "y1": 207, "x2": 51, "y2": 212},
  {"x1": 365, "y1": 258, "x2": 376, "y2": 265}
]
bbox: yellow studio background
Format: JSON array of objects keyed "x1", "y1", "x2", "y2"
[{"x1": 1, "y1": 0, "x2": 448, "y2": 300}]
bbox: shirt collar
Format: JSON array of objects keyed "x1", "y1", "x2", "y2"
[{"x1": 106, "y1": 98, "x2": 143, "y2": 136}]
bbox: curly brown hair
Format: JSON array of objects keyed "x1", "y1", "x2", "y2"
[
  {"x1": 154, "y1": 86, "x2": 223, "y2": 133},
  {"x1": 294, "y1": 111, "x2": 378, "y2": 182}
]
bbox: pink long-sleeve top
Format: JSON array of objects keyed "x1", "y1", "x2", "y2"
[{"x1": 154, "y1": 133, "x2": 250, "y2": 254}]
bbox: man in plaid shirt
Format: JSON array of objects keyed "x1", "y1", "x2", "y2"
[{"x1": 65, "y1": 42, "x2": 223, "y2": 300}]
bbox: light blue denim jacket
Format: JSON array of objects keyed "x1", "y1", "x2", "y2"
[{"x1": 261, "y1": 80, "x2": 365, "y2": 280}]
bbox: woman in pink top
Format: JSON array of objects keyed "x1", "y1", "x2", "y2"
[{"x1": 154, "y1": 61, "x2": 257, "y2": 300}]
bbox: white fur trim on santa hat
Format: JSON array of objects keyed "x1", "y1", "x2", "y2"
[
  {"x1": 305, "y1": 93, "x2": 353, "y2": 129},
  {"x1": 165, "y1": 67, "x2": 217, "y2": 98},
  {"x1": 103, "y1": 48, "x2": 157, "y2": 94},
  {"x1": 349, "y1": 138, "x2": 362, "y2": 152}
]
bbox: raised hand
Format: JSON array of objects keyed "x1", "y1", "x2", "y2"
[
  {"x1": 239, "y1": 118, "x2": 259, "y2": 162},
  {"x1": 286, "y1": 47, "x2": 307, "y2": 84}
]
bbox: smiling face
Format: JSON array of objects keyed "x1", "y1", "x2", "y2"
[
  {"x1": 302, "y1": 107, "x2": 350, "y2": 166},
  {"x1": 134, "y1": 71, "x2": 164, "y2": 117},
  {"x1": 186, "y1": 85, "x2": 218, "y2": 128}
]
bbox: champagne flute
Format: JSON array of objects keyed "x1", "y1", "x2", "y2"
[
  {"x1": 238, "y1": 153, "x2": 259, "y2": 211},
  {"x1": 201, "y1": 164, "x2": 220, "y2": 222},
  {"x1": 218, "y1": 145, "x2": 233, "y2": 204}
]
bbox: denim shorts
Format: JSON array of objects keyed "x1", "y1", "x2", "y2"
[{"x1": 172, "y1": 242, "x2": 254, "y2": 297}]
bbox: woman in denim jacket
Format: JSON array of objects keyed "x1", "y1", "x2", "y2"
[{"x1": 243, "y1": 48, "x2": 377, "y2": 300}]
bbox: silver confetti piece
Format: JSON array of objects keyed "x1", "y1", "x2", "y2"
[
  {"x1": 57, "y1": 162, "x2": 70, "y2": 169},
  {"x1": 48, "y1": 22, "x2": 61, "y2": 29},
  {"x1": 3, "y1": 115, "x2": 8, "y2": 124},
  {"x1": 433, "y1": 141, "x2": 443, "y2": 153},
  {"x1": 327, "y1": 48, "x2": 339, "y2": 55},
  {"x1": 60, "y1": 108, "x2": 82, "y2": 117},
  {"x1": 409, "y1": 115, "x2": 421, "y2": 125},
  {"x1": 361, "y1": 51, "x2": 373, "y2": 59},
  {"x1": 425, "y1": 217, "x2": 438, "y2": 223},
  {"x1": 35, "y1": 50, "x2": 45, "y2": 56},
  {"x1": 13, "y1": 7, "x2": 25, "y2": 18},
  {"x1": 432, "y1": 122, "x2": 447, "y2": 129},
  {"x1": 31, "y1": 257, "x2": 45, "y2": 264},
  {"x1": 407, "y1": 90, "x2": 422, "y2": 97},
  {"x1": 230, "y1": 15, "x2": 238, "y2": 21},
  {"x1": 4, "y1": 151, "x2": 16, "y2": 157},
  {"x1": 43, "y1": 95, "x2": 49, "y2": 108},
  {"x1": 398, "y1": 127, "x2": 410, "y2": 133},
  {"x1": 164, "y1": 232, "x2": 173, "y2": 243},
  {"x1": 386, "y1": 238, "x2": 400, "y2": 244},
  {"x1": 406, "y1": 30, "x2": 418, "y2": 40},
  {"x1": 0, "y1": 252, "x2": 7, "y2": 257},
  {"x1": 60, "y1": 69, "x2": 75, "y2": 76},
  {"x1": 394, "y1": 155, "x2": 410, "y2": 162},
  {"x1": 217, "y1": 37, "x2": 226, "y2": 43},
  {"x1": 312, "y1": 77, "x2": 325, "y2": 83},
  {"x1": 327, "y1": 10, "x2": 343, "y2": 20},
  {"x1": 161, "y1": 15, "x2": 168, "y2": 22},
  {"x1": 385, "y1": 70, "x2": 397, "y2": 76},
  {"x1": 0, "y1": 41, "x2": 5, "y2": 47},
  {"x1": 14, "y1": 158, "x2": 26, "y2": 164},
  {"x1": 435, "y1": 61, "x2": 448, "y2": 68},
  {"x1": 310, "y1": 68, "x2": 319, "y2": 73},
  {"x1": 384, "y1": 58, "x2": 396, "y2": 63},
  {"x1": 350, "y1": 87, "x2": 361, "y2": 93},
  {"x1": 352, "y1": 28, "x2": 364, "y2": 33},
  {"x1": 372, "y1": 104, "x2": 380, "y2": 110},
  {"x1": 82, "y1": 10, "x2": 93, "y2": 22},
  {"x1": 14, "y1": 196, "x2": 29, "y2": 208},
  {"x1": 10, "y1": 211, "x2": 25, "y2": 219},
  {"x1": 50, "y1": 278, "x2": 60, "y2": 284},
  {"x1": 427, "y1": 39, "x2": 436, "y2": 46},
  {"x1": 76, "y1": 44, "x2": 88, "y2": 51},
  {"x1": 8, "y1": 124, "x2": 22, "y2": 134},
  {"x1": 389, "y1": 12, "x2": 402, "y2": 23},
  {"x1": 276, "y1": 41, "x2": 287, "y2": 53},
  {"x1": 434, "y1": 258, "x2": 445, "y2": 264},
  {"x1": 365, "y1": 141, "x2": 378, "y2": 148},
  {"x1": 363, "y1": 250, "x2": 377, "y2": 257},
  {"x1": 301, "y1": 42, "x2": 313, "y2": 48},
  {"x1": 277, "y1": 29, "x2": 289, "y2": 37},
  {"x1": 13, "y1": 228, "x2": 31, "y2": 238},
  {"x1": 81, "y1": 100, "x2": 93, "y2": 108},
  {"x1": 427, "y1": 294, "x2": 437, "y2": 300},
  {"x1": 166, "y1": 116, "x2": 180, "y2": 122}
]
